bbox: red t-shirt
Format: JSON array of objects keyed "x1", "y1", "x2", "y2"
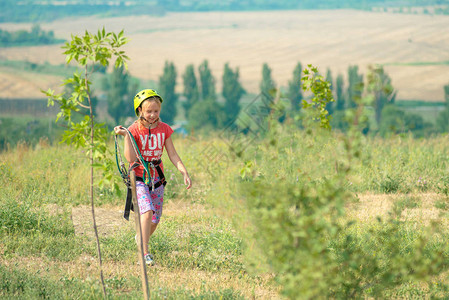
[{"x1": 128, "y1": 121, "x2": 174, "y2": 179}]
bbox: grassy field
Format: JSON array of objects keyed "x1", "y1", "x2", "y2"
[
  {"x1": 1, "y1": 124, "x2": 449, "y2": 298},
  {"x1": 0, "y1": 137, "x2": 279, "y2": 299},
  {"x1": 0, "y1": 10, "x2": 448, "y2": 101}
]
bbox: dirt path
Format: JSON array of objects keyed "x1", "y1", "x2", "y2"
[
  {"x1": 72, "y1": 192, "x2": 448, "y2": 236},
  {"x1": 347, "y1": 192, "x2": 449, "y2": 226},
  {"x1": 71, "y1": 200, "x2": 212, "y2": 239},
  {"x1": 71, "y1": 205, "x2": 127, "y2": 239},
  {"x1": 71, "y1": 192, "x2": 449, "y2": 242}
]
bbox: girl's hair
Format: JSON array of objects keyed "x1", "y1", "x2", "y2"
[{"x1": 140, "y1": 96, "x2": 162, "y2": 109}]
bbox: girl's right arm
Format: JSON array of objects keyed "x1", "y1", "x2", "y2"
[
  {"x1": 124, "y1": 134, "x2": 137, "y2": 163},
  {"x1": 114, "y1": 126, "x2": 137, "y2": 163}
]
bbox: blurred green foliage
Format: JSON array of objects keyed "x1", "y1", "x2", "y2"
[
  {"x1": 0, "y1": 117, "x2": 65, "y2": 151},
  {"x1": 210, "y1": 122, "x2": 449, "y2": 298},
  {"x1": 0, "y1": 25, "x2": 64, "y2": 47},
  {"x1": 203, "y1": 65, "x2": 449, "y2": 298}
]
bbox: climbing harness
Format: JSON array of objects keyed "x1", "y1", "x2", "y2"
[{"x1": 114, "y1": 124, "x2": 167, "y2": 221}]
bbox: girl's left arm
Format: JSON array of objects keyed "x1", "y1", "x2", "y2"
[{"x1": 165, "y1": 136, "x2": 192, "y2": 189}]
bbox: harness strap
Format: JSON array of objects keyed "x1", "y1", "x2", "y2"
[
  {"x1": 123, "y1": 160, "x2": 167, "y2": 221},
  {"x1": 122, "y1": 161, "x2": 141, "y2": 220},
  {"x1": 149, "y1": 159, "x2": 166, "y2": 185},
  {"x1": 124, "y1": 187, "x2": 133, "y2": 221},
  {"x1": 115, "y1": 134, "x2": 130, "y2": 187},
  {"x1": 125, "y1": 128, "x2": 153, "y2": 187}
]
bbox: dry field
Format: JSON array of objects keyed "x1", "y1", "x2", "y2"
[{"x1": 0, "y1": 10, "x2": 448, "y2": 101}]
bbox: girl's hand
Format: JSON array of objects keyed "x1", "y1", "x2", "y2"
[
  {"x1": 114, "y1": 126, "x2": 126, "y2": 136},
  {"x1": 184, "y1": 173, "x2": 192, "y2": 189}
]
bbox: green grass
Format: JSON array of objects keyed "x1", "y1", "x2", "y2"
[
  {"x1": 0, "y1": 264, "x2": 244, "y2": 299},
  {"x1": 96, "y1": 214, "x2": 243, "y2": 273},
  {"x1": 0, "y1": 139, "x2": 271, "y2": 298},
  {"x1": 392, "y1": 195, "x2": 422, "y2": 217},
  {"x1": 2, "y1": 130, "x2": 449, "y2": 298},
  {"x1": 0, "y1": 264, "x2": 104, "y2": 299}
]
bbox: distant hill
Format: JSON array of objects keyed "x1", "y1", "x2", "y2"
[
  {"x1": 1, "y1": 0, "x2": 449, "y2": 23},
  {"x1": 1, "y1": 10, "x2": 448, "y2": 102}
]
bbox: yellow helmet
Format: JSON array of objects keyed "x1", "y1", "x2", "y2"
[{"x1": 133, "y1": 89, "x2": 163, "y2": 116}]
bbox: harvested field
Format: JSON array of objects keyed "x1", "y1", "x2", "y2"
[{"x1": 0, "y1": 10, "x2": 448, "y2": 101}]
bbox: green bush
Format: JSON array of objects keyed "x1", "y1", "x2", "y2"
[
  {"x1": 205, "y1": 100, "x2": 449, "y2": 299},
  {"x1": 0, "y1": 59, "x2": 77, "y2": 76},
  {"x1": 227, "y1": 126, "x2": 449, "y2": 298},
  {"x1": 330, "y1": 220, "x2": 449, "y2": 298},
  {"x1": 378, "y1": 105, "x2": 435, "y2": 137}
]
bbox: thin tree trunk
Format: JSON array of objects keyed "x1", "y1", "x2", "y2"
[
  {"x1": 85, "y1": 68, "x2": 107, "y2": 297},
  {"x1": 130, "y1": 171, "x2": 150, "y2": 299}
]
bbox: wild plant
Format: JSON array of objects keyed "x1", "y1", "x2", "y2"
[
  {"x1": 42, "y1": 28, "x2": 129, "y2": 297},
  {"x1": 211, "y1": 65, "x2": 449, "y2": 298}
]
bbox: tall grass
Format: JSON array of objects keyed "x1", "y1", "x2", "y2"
[
  {"x1": 1, "y1": 131, "x2": 449, "y2": 298},
  {"x1": 0, "y1": 137, "x2": 262, "y2": 298}
]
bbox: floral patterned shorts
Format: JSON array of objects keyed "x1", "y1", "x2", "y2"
[{"x1": 135, "y1": 177, "x2": 165, "y2": 224}]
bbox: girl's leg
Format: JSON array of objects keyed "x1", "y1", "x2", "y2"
[
  {"x1": 150, "y1": 222, "x2": 158, "y2": 236},
  {"x1": 136, "y1": 181, "x2": 155, "y2": 254},
  {"x1": 136, "y1": 179, "x2": 164, "y2": 255},
  {"x1": 140, "y1": 210, "x2": 153, "y2": 255}
]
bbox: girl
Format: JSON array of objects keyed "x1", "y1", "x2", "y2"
[{"x1": 114, "y1": 89, "x2": 192, "y2": 265}]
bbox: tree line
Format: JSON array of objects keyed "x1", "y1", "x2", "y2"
[
  {"x1": 105, "y1": 60, "x2": 244, "y2": 132},
  {"x1": 2, "y1": 0, "x2": 449, "y2": 23},
  {"x1": 104, "y1": 60, "x2": 449, "y2": 137},
  {"x1": 0, "y1": 25, "x2": 64, "y2": 47},
  {"x1": 0, "y1": 0, "x2": 164, "y2": 23},
  {"x1": 155, "y1": 0, "x2": 449, "y2": 12}
]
